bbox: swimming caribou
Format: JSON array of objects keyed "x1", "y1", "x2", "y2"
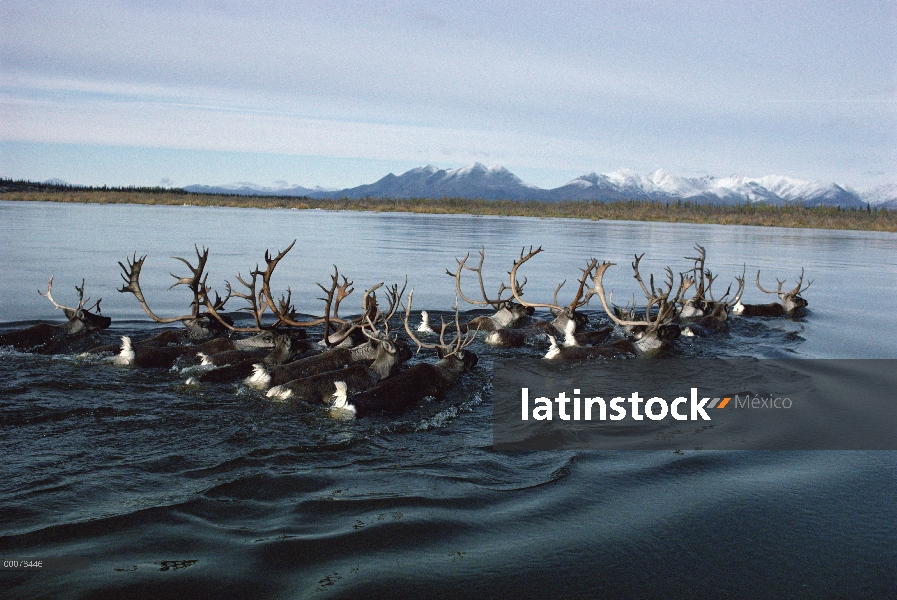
[
  {"x1": 2, "y1": 240, "x2": 811, "y2": 420},
  {"x1": 0, "y1": 277, "x2": 111, "y2": 353}
]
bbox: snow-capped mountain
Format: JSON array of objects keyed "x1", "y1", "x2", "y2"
[
  {"x1": 183, "y1": 181, "x2": 321, "y2": 196},
  {"x1": 553, "y1": 169, "x2": 865, "y2": 207},
  {"x1": 317, "y1": 163, "x2": 541, "y2": 200},
  {"x1": 185, "y1": 165, "x2": 879, "y2": 208},
  {"x1": 859, "y1": 183, "x2": 897, "y2": 209}
]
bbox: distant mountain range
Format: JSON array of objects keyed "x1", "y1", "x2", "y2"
[{"x1": 168, "y1": 164, "x2": 896, "y2": 208}]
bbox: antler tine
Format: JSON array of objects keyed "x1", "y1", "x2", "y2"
[
  {"x1": 231, "y1": 269, "x2": 267, "y2": 329},
  {"x1": 211, "y1": 288, "x2": 228, "y2": 312},
  {"x1": 684, "y1": 244, "x2": 707, "y2": 265},
  {"x1": 168, "y1": 245, "x2": 209, "y2": 290},
  {"x1": 509, "y1": 246, "x2": 565, "y2": 311},
  {"x1": 469, "y1": 247, "x2": 497, "y2": 307},
  {"x1": 685, "y1": 244, "x2": 708, "y2": 299},
  {"x1": 199, "y1": 271, "x2": 226, "y2": 312},
  {"x1": 785, "y1": 268, "x2": 812, "y2": 296},
  {"x1": 674, "y1": 273, "x2": 695, "y2": 305},
  {"x1": 756, "y1": 270, "x2": 783, "y2": 295},
  {"x1": 199, "y1": 275, "x2": 261, "y2": 333},
  {"x1": 453, "y1": 296, "x2": 480, "y2": 355},
  {"x1": 278, "y1": 289, "x2": 295, "y2": 318},
  {"x1": 255, "y1": 241, "x2": 342, "y2": 329},
  {"x1": 72, "y1": 279, "x2": 89, "y2": 310},
  {"x1": 551, "y1": 280, "x2": 567, "y2": 307},
  {"x1": 360, "y1": 282, "x2": 385, "y2": 327},
  {"x1": 168, "y1": 245, "x2": 211, "y2": 318},
  {"x1": 258, "y1": 239, "x2": 297, "y2": 313},
  {"x1": 447, "y1": 296, "x2": 460, "y2": 350},
  {"x1": 72, "y1": 278, "x2": 103, "y2": 313},
  {"x1": 315, "y1": 266, "x2": 354, "y2": 321},
  {"x1": 653, "y1": 267, "x2": 671, "y2": 300},
  {"x1": 358, "y1": 283, "x2": 395, "y2": 343},
  {"x1": 728, "y1": 278, "x2": 742, "y2": 306},
  {"x1": 198, "y1": 281, "x2": 252, "y2": 333},
  {"x1": 450, "y1": 247, "x2": 513, "y2": 308},
  {"x1": 717, "y1": 282, "x2": 733, "y2": 302},
  {"x1": 380, "y1": 276, "x2": 408, "y2": 325},
  {"x1": 39, "y1": 276, "x2": 73, "y2": 312},
  {"x1": 443, "y1": 294, "x2": 478, "y2": 356},
  {"x1": 703, "y1": 269, "x2": 719, "y2": 300},
  {"x1": 279, "y1": 287, "x2": 292, "y2": 313},
  {"x1": 653, "y1": 299, "x2": 677, "y2": 332},
  {"x1": 118, "y1": 253, "x2": 197, "y2": 323},
  {"x1": 316, "y1": 267, "x2": 354, "y2": 347},
  {"x1": 643, "y1": 293, "x2": 657, "y2": 323},
  {"x1": 728, "y1": 265, "x2": 747, "y2": 307},
  {"x1": 445, "y1": 252, "x2": 488, "y2": 305},
  {"x1": 119, "y1": 253, "x2": 145, "y2": 292},
  {"x1": 402, "y1": 290, "x2": 476, "y2": 355},
  {"x1": 631, "y1": 253, "x2": 653, "y2": 297},
  {"x1": 565, "y1": 258, "x2": 598, "y2": 310},
  {"x1": 590, "y1": 262, "x2": 667, "y2": 329}
]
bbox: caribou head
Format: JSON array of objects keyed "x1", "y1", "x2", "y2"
[
  {"x1": 0, "y1": 277, "x2": 111, "y2": 353},
  {"x1": 754, "y1": 269, "x2": 811, "y2": 313},
  {"x1": 41, "y1": 276, "x2": 111, "y2": 336}
]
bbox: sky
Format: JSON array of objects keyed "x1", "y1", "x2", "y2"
[{"x1": 1, "y1": 1, "x2": 895, "y2": 191}]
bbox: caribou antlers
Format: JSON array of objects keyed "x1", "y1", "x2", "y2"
[
  {"x1": 194, "y1": 240, "x2": 408, "y2": 347},
  {"x1": 448, "y1": 246, "x2": 524, "y2": 309},
  {"x1": 41, "y1": 276, "x2": 102, "y2": 318},
  {"x1": 119, "y1": 246, "x2": 215, "y2": 325},
  {"x1": 756, "y1": 268, "x2": 812, "y2": 300},
  {"x1": 509, "y1": 246, "x2": 596, "y2": 317},
  {"x1": 754, "y1": 268, "x2": 812, "y2": 313},
  {"x1": 403, "y1": 289, "x2": 478, "y2": 357},
  {"x1": 587, "y1": 259, "x2": 689, "y2": 353}
]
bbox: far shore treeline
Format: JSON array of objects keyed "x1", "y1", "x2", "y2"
[{"x1": 1, "y1": 179, "x2": 894, "y2": 232}]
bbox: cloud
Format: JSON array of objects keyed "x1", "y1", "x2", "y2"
[{"x1": 1, "y1": 1, "x2": 895, "y2": 187}]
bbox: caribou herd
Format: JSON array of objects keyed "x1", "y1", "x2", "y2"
[{"x1": 0, "y1": 243, "x2": 811, "y2": 418}]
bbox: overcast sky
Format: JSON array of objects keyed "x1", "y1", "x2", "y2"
[{"x1": 1, "y1": 1, "x2": 894, "y2": 190}]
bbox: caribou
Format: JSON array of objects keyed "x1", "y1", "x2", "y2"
[
  {"x1": 509, "y1": 246, "x2": 595, "y2": 335},
  {"x1": 184, "y1": 331, "x2": 312, "y2": 385},
  {"x1": 587, "y1": 260, "x2": 689, "y2": 355},
  {"x1": 0, "y1": 277, "x2": 111, "y2": 353},
  {"x1": 247, "y1": 278, "x2": 409, "y2": 392},
  {"x1": 3, "y1": 240, "x2": 814, "y2": 420},
  {"x1": 733, "y1": 269, "x2": 811, "y2": 317},
  {"x1": 330, "y1": 291, "x2": 479, "y2": 418},
  {"x1": 119, "y1": 246, "x2": 231, "y2": 341},
  {"x1": 264, "y1": 282, "x2": 413, "y2": 402}
]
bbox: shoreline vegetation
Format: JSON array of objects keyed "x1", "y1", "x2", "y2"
[{"x1": 2, "y1": 180, "x2": 894, "y2": 232}]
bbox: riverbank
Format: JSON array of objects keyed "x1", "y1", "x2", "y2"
[{"x1": 2, "y1": 184, "x2": 894, "y2": 232}]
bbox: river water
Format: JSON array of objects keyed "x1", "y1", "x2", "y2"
[{"x1": 1, "y1": 200, "x2": 895, "y2": 598}]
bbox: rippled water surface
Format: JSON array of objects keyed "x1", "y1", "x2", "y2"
[{"x1": 1, "y1": 201, "x2": 895, "y2": 598}]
